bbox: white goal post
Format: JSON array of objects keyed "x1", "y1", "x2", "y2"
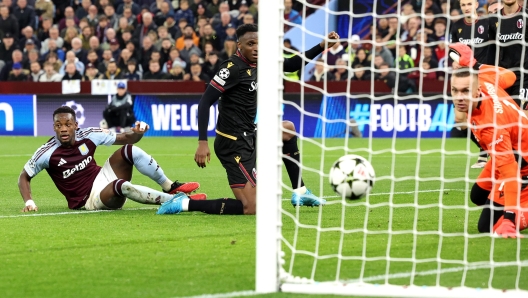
[{"x1": 256, "y1": 0, "x2": 528, "y2": 297}]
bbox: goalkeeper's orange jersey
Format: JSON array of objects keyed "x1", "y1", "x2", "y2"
[{"x1": 471, "y1": 65, "x2": 528, "y2": 208}]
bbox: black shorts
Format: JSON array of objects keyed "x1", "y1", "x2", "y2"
[
  {"x1": 505, "y1": 83, "x2": 528, "y2": 110},
  {"x1": 214, "y1": 130, "x2": 257, "y2": 188}
]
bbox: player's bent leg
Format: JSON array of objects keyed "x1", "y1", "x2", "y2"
[
  {"x1": 101, "y1": 178, "x2": 175, "y2": 207},
  {"x1": 231, "y1": 182, "x2": 256, "y2": 215},
  {"x1": 470, "y1": 183, "x2": 490, "y2": 206},
  {"x1": 478, "y1": 199, "x2": 504, "y2": 233}
]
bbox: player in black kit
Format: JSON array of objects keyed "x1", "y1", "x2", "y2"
[
  {"x1": 489, "y1": 0, "x2": 528, "y2": 115},
  {"x1": 157, "y1": 24, "x2": 339, "y2": 215},
  {"x1": 450, "y1": 0, "x2": 491, "y2": 168}
]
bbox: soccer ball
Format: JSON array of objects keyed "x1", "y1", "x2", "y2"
[
  {"x1": 64, "y1": 100, "x2": 86, "y2": 126},
  {"x1": 329, "y1": 154, "x2": 375, "y2": 200}
]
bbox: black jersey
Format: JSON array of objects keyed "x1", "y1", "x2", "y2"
[
  {"x1": 450, "y1": 17, "x2": 491, "y2": 63},
  {"x1": 489, "y1": 6, "x2": 528, "y2": 85},
  {"x1": 210, "y1": 50, "x2": 258, "y2": 135}
]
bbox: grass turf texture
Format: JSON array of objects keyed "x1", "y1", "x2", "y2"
[{"x1": 0, "y1": 136, "x2": 526, "y2": 297}]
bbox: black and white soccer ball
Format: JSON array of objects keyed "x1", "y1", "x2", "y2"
[
  {"x1": 329, "y1": 154, "x2": 375, "y2": 200},
  {"x1": 64, "y1": 100, "x2": 86, "y2": 126}
]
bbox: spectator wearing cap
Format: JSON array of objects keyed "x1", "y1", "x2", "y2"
[
  {"x1": 175, "y1": 0, "x2": 194, "y2": 28},
  {"x1": 154, "y1": 1, "x2": 173, "y2": 26},
  {"x1": 143, "y1": 59, "x2": 169, "y2": 80},
  {"x1": 29, "y1": 60, "x2": 44, "y2": 81},
  {"x1": 72, "y1": 37, "x2": 88, "y2": 64},
  {"x1": 82, "y1": 62, "x2": 103, "y2": 81},
  {"x1": 109, "y1": 38, "x2": 121, "y2": 61},
  {"x1": 41, "y1": 27, "x2": 64, "y2": 55},
  {"x1": 19, "y1": 26, "x2": 40, "y2": 49},
  {"x1": 219, "y1": 35, "x2": 236, "y2": 61},
  {"x1": 214, "y1": 12, "x2": 234, "y2": 44},
  {"x1": 155, "y1": 26, "x2": 175, "y2": 50},
  {"x1": 284, "y1": 0, "x2": 301, "y2": 31},
  {"x1": 162, "y1": 46, "x2": 185, "y2": 72},
  {"x1": 62, "y1": 61, "x2": 83, "y2": 80},
  {"x1": 223, "y1": 23, "x2": 237, "y2": 44},
  {"x1": 169, "y1": 59, "x2": 185, "y2": 80},
  {"x1": 0, "y1": 5, "x2": 19, "y2": 39},
  {"x1": 164, "y1": 13, "x2": 179, "y2": 39},
  {"x1": 58, "y1": 7, "x2": 79, "y2": 32},
  {"x1": 59, "y1": 50, "x2": 85, "y2": 75},
  {"x1": 102, "y1": 58, "x2": 123, "y2": 79},
  {"x1": 133, "y1": 11, "x2": 157, "y2": 47},
  {"x1": 203, "y1": 50, "x2": 220, "y2": 79},
  {"x1": 36, "y1": 16, "x2": 52, "y2": 41},
  {"x1": 117, "y1": 0, "x2": 141, "y2": 15},
  {"x1": 104, "y1": 82, "x2": 136, "y2": 131},
  {"x1": 87, "y1": 36, "x2": 102, "y2": 60},
  {"x1": 13, "y1": 0, "x2": 36, "y2": 31},
  {"x1": 124, "y1": 58, "x2": 142, "y2": 80},
  {"x1": 35, "y1": 0, "x2": 53, "y2": 20},
  {"x1": 179, "y1": 35, "x2": 202, "y2": 65},
  {"x1": 39, "y1": 61, "x2": 62, "y2": 81},
  {"x1": 7, "y1": 61, "x2": 28, "y2": 81},
  {"x1": 75, "y1": 0, "x2": 91, "y2": 20},
  {"x1": 344, "y1": 34, "x2": 361, "y2": 63},
  {"x1": 210, "y1": 1, "x2": 229, "y2": 28},
  {"x1": 199, "y1": 24, "x2": 220, "y2": 51},
  {"x1": 0, "y1": 33, "x2": 19, "y2": 67}
]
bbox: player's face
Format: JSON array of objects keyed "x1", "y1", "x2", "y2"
[
  {"x1": 502, "y1": 0, "x2": 517, "y2": 6},
  {"x1": 488, "y1": 3, "x2": 502, "y2": 14},
  {"x1": 451, "y1": 75, "x2": 480, "y2": 113},
  {"x1": 459, "y1": 0, "x2": 478, "y2": 17},
  {"x1": 53, "y1": 113, "x2": 78, "y2": 147},
  {"x1": 238, "y1": 32, "x2": 258, "y2": 63}
]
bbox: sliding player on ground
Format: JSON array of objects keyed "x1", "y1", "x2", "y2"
[
  {"x1": 19, "y1": 106, "x2": 202, "y2": 212},
  {"x1": 450, "y1": 0, "x2": 491, "y2": 168},
  {"x1": 450, "y1": 43, "x2": 528, "y2": 238},
  {"x1": 158, "y1": 24, "x2": 339, "y2": 215}
]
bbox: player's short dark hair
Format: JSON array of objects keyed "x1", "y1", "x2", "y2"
[
  {"x1": 53, "y1": 106, "x2": 76, "y2": 121},
  {"x1": 236, "y1": 24, "x2": 258, "y2": 41}
]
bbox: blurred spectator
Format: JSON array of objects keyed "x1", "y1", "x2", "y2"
[
  {"x1": 76, "y1": 0, "x2": 91, "y2": 20},
  {"x1": 154, "y1": 1, "x2": 172, "y2": 26},
  {"x1": 101, "y1": 28, "x2": 116, "y2": 49},
  {"x1": 122, "y1": 7, "x2": 137, "y2": 27},
  {"x1": 176, "y1": 25, "x2": 199, "y2": 50},
  {"x1": 41, "y1": 27, "x2": 63, "y2": 55},
  {"x1": 104, "y1": 5, "x2": 118, "y2": 29},
  {"x1": 325, "y1": 42, "x2": 345, "y2": 66},
  {"x1": 351, "y1": 48, "x2": 371, "y2": 68},
  {"x1": 7, "y1": 61, "x2": 28, "y2": 80},
  {"x1": 164, "y1": 13, "x2": 179, "y2": 38},
  {"x1": 242, "y1": 12, "x2": 254, "y2": 24},
  {"x1": 58, "y1": 7, "x2": 79, "y2": 32},
  {"x1": 98, "y1": 49, "x2": 113, "y2": 73},
  {"x1": 372, "y1": 55, "x2": 384, "y2": 70},
  {"x1": 22, "y1": 48, "x2": 39, "y2": 69},
  {"x1": 422, "y1": 10, "x2": 435, "y2": 38},
  {"x1": 200, "y1": 23, "x2": 220, "y2": 51},
  {"x1": 422, "y1": 46, "x2": 438, "y2": 68},
  {"x1": 82, "y1": 62, "x2": 103, "y2": 81},
  {"x1": 139, "y1": 35, "x2": 155, "y2": 71},
  {"x1": 96, "y1": 0, "x2": 110, "y2": 14},
  {"x1": 180, "y1": 35, "x2": 201, "y2": 64},
  {"x1": 184, "y1": 62, "x2": 209, "y2": 82},
  {"x1": 162, "y1": 46, "x2": 185, "y2": 72},
  {"x1": 344, "y1": 34, "x2": 361, "y2": 63},
  {"x1": 350, "y1": 65, "x2": 371, "y2": 81},
  {"x1": 0, "y1": 49, "x2": 23, "y2": 80},
  {"x1": 109, "y1": 38, "x2": 121, "y2": 61},
  {"x1": 103, "y1": 82, "x2": 136, "y2": 131},
  {"x1": 124, "y1": 58, "x2": 142, "y2": 80},
  {"x1": 125, "y1": 40, "x2": 140, "y2": 63},
  {"x1": 236, "y1": 1, "x2": 250, "y2": 25},
  {"x1": 60, "y1": 18, "x2": 78, "y2": 38},
  {"x1": 19, "y1": 26, "x2": 40, "y2": 49},
  {"x1": 87, "y1": 36, "x2": 102, "y2": 58},
  {"x1": 383, "y1": 17, "x2": 399, "y2": 58},
  {"x1": 175, "y1": 0, "x2": 194, "y2": 27},
  {"x1": 102, "y1": 58, "x2": 123, "y2": 79},
  {"x1": 0, "y1": 33, "x2": 18, "y2": 65},
  {"x1": 72, "y1": 37, "x2": 87, "y2": 63},
  {"x1": 284, "y1": 0, "x2": 301, "y2": 31},
  {"x1": 309, "y1": 58, "x2": 334, "y2": 82},
  {"x1": 195, "y1": 16, "x2": 208, "y2": 36},
  {"x1": 133, "y1": 12, "x2": 157, "y2": 47},
  {"x1": 211, "y1": 1, "x2": 229, "y2": 28},
  {"x1": 450, "y1": 8, "x2": 462, "y2": 21},
  {"x1": 95, "y1": 15, "x2": 110, "y2": 43},
  {"x1": 45, "y1": 51, "x2": 62, "y2": 72},
  {"x1": 79, "y1": 25, "x2": 93, "y2": 50},
  {"x1": 207, "y1": 0, "x2": 221, "y2": 16},
  {"x1": 39, "y1": 62, "x2": 62, "y2": 81},
  {"x1": 185, "y1": 51, "x2": 200, "y2": 71},
  {"x1": 85, "y1": 49, "x2": 100, "y2": 69},
  {"x1": 151, "y1": 0, "x2": 174, "y2": 15},
  {"x1": 62, "y1": 62, "x2": 83, "y2": 80},
  {"x1": 117, "y1": 0, "x2": 141, "y2": 15},
  {"x1": 149, "y1": 49, "x2": 162, "y2": 69},
  {"x1": 420, "y1": 0, "x2": 442, "y2": 15},
  {"x1": 219, "y1": 35, "x2": 236, "y2": 61},
  {"x1": 118, "y1": 28, "x2": 134, "y2": 48},
  {"x1": 169, "y1": 59, "x2": 185, "y2": 80},
  {"x1": 155, "y1": 26, "x2": 175, "y2": 50},
  {"x1": 378, "y1": 62, "x2": 415, "y2": 93},
  {"x1": 395, "y1": 45, "x2": 414, "y2": 75},
  {"x1": 158, "y1": 37, "x2": 172, "y2": 63},
  {"x1": 248, "y1": 0, "x2": 258, "y2": 21},
  {"x1": 143, "y1": 60, "x2": 169, "y2": 79},
  {"x1": 421, "y1": 59, "x2": 437, "y2": 79},
  {"x1": 202, "y1": 41, "x2": 214, "y2": 60},
  {"x1": 373, "y1": 35, "x2": 394, "y2": 67},
  {"x1": 36, "y1": 16, "x2": 52, "y2": 41},
  {"x1": 215, "y1": 12, "x2": 234, "y2": 44},
  {"x1": 332, "y1": 58, "x2": 350, "y2": 81},
  {"x1": 28, "y1": 60, "x2": 44, "y2": 81},
  {"x1": 377, "y1": 17, "x2": 390, "y2": 38},
  {"x1": 401, "y1": 17, "x2": 420, "y2": 44},
  {"x1": 400, "y1": 4, "x2": 416, "y2": 26},
  {"x1": 34, "y1": 0, "x2": 53, "y2": 20},
  {"x1": 13, "y1": 0, "x2": 36, "y2": 31},
  {"x1": 203, "y1": 50, "x2": 220, "y2": 78},
  {"x1": 86, "y1": 5, "x2": 99, "y2": 27},
  {"x1": 59, "y1": 50, "x2": 85, "y2": 75},
  {"x1": 0, "y1": 5, "x2": 19, "y2": 39},
  {"x1": 432, "y1": 18, "x2": 447, "y2": 41},
  {"x1": 488, "y1": 1, "x2": 502, "y2": 14},
  {"x1": 195, "y1": 4, "x2": 212, "y2": 22}
]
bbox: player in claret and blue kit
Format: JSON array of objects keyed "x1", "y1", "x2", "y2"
[{"x1": 18, "y1": 106, "x2": 203, "y2": 212}]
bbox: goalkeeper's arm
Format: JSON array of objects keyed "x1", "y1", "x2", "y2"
[{"x1": 283, "y1": 31, "x2": 340, "y2": 72}]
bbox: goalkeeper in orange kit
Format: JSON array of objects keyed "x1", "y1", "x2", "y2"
[{"x1": 449, "y1": 42, "x2": 528, "y2": 238}]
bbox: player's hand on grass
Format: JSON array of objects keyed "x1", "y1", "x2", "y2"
[
  {"x1": 132, "y1": 121, "x2": 149, "y2": 135},
  {"x1": 195, "y1": 141, "x2": 210, "y2": 168},
  {"x1": 448, "y1": 43, "x2": 477, "y2": 68},
  {"x1": 320, "y1": 31, "x2": 340, "y2": 48},
  {"x1": 494, "y1": 219, "x2": 523, "y2": 239},
  {"x1": 22, "y1": 200, "x2": 38, "y2": 212}
]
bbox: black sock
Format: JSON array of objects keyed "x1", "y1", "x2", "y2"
[
  {"x1": 283, "y1": 136, "x2": 305, "y2": 189},
  {"x1": 188, "y1": 198, "x2": 244, "y2": 215}
]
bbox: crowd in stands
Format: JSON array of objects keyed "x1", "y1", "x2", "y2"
[{"x1": 0, "y1": 0, "x2": 267, "y2": 82}]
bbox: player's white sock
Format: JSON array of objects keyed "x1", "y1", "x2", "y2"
[
  {"x1": 123, "y1": 145, "x2": 170, "y2": 187},
  {"x1": 119, "y1": 181, "x2": 173, "y2": 204},
  {"x1": 160, "y1": 179, "x2": 173, "y2": 192},
  {"x1": 293, "y1": 186, "x2": 307, "y2": 195},
  {"x1": 181, "y1": 198, "x2": 190, "y2": 211}
]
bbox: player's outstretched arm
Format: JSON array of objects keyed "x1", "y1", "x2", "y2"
[
  {"x1": 18, "y1": 170, "x2": 38, "y2": 212},
  {"x1": 195, "y1": 85, "x2": 222, "y2": 168},
  {"x1": 283, "y1": 31, "x2": 340, "y2": 72},
  {"x1": 114, "y1": 121, "x2": 149, "y2": 145}
]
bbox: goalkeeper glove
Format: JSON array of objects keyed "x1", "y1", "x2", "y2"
[
  {"x1": 448, "y1": 43, "x2": 477, "y2": 68},
  {"x1": 494, "y1": 219, "x2": 523, "y2": 239}
]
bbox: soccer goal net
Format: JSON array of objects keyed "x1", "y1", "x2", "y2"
[{"x1": 256, "y1": 0, "x2": 528, "y2": 297}]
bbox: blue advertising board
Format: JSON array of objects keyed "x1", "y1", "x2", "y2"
[{"x1": 0, "y1": 95, "x2": 35, "y2": 136}]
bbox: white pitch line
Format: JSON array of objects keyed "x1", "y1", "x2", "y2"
[
  {"x1": 0, "y1": 207, "x2": 157, "y2": 219},
  {"x1": 281, "y1": 188, "x2": 465, "y2": 201},
  {"x1": 176, "y1": 290, "x2": 258, "y2": 298}
]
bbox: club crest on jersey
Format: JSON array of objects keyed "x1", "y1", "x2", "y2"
[
  {"x1": 478, "y1": 25, "x2": 484, "y2": 34},
  {"x1": 79, "y1": 143, "x2": 89, "y2": 155},
  {"x1": 518, "y1": 19, "x2": 524, "y2": 29},
  {"x1": 218, "y1": 68, "x2": 230, "y2": 79}
]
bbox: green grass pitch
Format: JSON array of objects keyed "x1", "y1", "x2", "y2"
[{"x1": 0, "y1": 136, "x2": 526, "y2": 298}]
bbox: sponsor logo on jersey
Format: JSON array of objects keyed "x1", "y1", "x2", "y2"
[
  {"x1": 487, "y1": 134, "x2": 504, "y2": 147},
  {"x1": 213, "y1": 75, "x2": 226, "y2": 86},
  {"x1": 58, "y1": 158, "x2": 67, "y2": 166},
  {"x1": 79, "y1": 143, "x2": 89, "y2": 155},
  {"x1": 63, "y1": 156, "x2": 93, "y2": 179},
  {"x1": 218, "y1": 68, "x2": 230, "y2": 79},
  {"x1": 484, "y1": 82, "x2": 504, "y2": 114},
  {"x1": 518, "y1": 18, "x2": 524, "y2": 29},
  {"x1": 498, "y1": 32, "x2": 524, "y2": 42},
  {"x1": 478, "y1": 25, "x2": 484, "y2": 34},
  {"x1": 227, "y1": 62, "x2": 234, "y2": 68},
  {"x1": 246, "y1": 69, "x2": 251, "y2": 76},
  {"x1": 249, "y1": 81, "x2": 258, "y2": 92},
  {"x1": 458, "y1": 37, "x2": 484, "y2": 44}
]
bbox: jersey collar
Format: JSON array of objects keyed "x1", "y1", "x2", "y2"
[
  {"x1": 463, "y1": 16, "x2": 479, "y2": 26},
  {"x1": 501, "y1": 4, "x2": 522, "y2": 17},
  {"x1": 236, "y1": 49, "x2": 257, "y2": 67}
]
